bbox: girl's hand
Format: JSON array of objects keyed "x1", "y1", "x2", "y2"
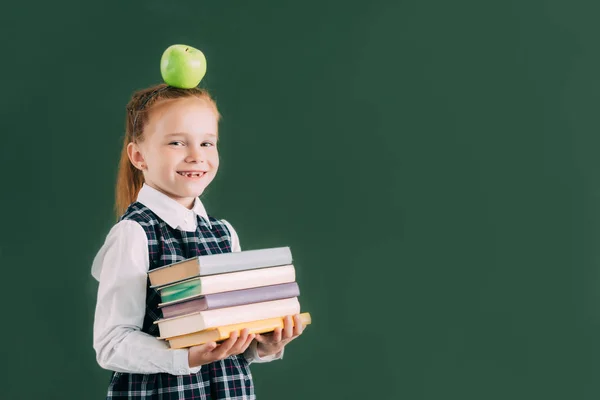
[
  {"x1": 188, "y1": 328, "x2": 255, "y2": 368},
  {"x1": 254, "y1": 314, "x2": 305, "y2": 358}
]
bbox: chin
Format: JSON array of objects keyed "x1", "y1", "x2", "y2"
[{"x1": 180, "y1": 186, "x2": 207, "y2": 198}]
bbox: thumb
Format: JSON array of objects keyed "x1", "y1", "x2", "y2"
[
  {"x1": 254, "y1": 334, "x2": 273, "y2": 344},
  {"x1": 201, "y1": 341, "x2": 217, "y2": 353}
]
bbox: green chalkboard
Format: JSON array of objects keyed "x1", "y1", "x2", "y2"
[{"x1": 1, "y1": 0, "x2": 599, "y2": 399}]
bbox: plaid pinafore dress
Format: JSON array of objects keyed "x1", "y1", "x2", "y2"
[{"x1": 105, "y1": 202, "x2": 255, "y2": 399}]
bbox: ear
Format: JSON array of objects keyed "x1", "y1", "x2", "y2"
[{"x1": 127, "y1": 142, "x2": 146, "y2": 171}]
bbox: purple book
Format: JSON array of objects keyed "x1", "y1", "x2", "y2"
[{"x1": 158, "y1": 282, "x2": 300, "y2": 319}]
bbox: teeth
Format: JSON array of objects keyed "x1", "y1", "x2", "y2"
[{"x1": 179, "y1": 172, "x2": 203, "y2": 177}]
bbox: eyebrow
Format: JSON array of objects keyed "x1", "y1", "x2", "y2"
[{"x1": 166, "y1": 132, "x2": 217, "y2": 138}]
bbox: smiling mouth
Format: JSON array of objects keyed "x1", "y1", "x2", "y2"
[{"x1": 177, "y1": 171, "x2": 206, "y2": 178}]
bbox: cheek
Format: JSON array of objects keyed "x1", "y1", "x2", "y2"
[
  {"x1": 145, "y1": 149, "x2": 165, "y2": 165},
  {"x1": 210, "y1": 152, "x2": 220, "y2": 168},
  {"x1": 149, "y1": 154, "x2": 174, "y2": 175},
  {"x1": 156, "y1": 151, "x2": 177, "y2": 165}
]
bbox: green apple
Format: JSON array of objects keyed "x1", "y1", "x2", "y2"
[{"x1": 160, "y1": 44, "x2": 207, "y2": 89}]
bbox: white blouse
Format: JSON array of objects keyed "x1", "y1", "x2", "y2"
[{"x1": 91, "y1": 184, "x2": 283, "y2": 376}]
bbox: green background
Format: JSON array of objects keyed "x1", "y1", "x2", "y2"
[{"x1": 1, "y1": 0, "x2": 599, "y2": 399}]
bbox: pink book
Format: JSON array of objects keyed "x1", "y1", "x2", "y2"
[
  {"x1": 158, "y1": 282, "x2": 300, "y2": 319},
  {"x1": 155, "y1": 297, "x2": 301, "y2": 338}
]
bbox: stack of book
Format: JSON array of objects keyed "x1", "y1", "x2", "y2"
[{"x1": 148, "y1": 246, "x2": 311, "y2": 349}]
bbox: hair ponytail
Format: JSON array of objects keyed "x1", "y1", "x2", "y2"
[{"x1": 114, "y1": 134, "x2": 145, "y2": 219}]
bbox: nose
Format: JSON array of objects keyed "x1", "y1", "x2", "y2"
[{"x1": 185, "y1": 146, "x2": 206, "y2": 163}]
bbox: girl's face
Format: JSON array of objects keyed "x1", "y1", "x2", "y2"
[{"x1": 128, "y1": 97, "x2": 219, "y2": 208}]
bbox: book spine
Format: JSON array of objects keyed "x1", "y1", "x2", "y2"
[{"x1": 159, "y1": 279, "x2": 202, "y2": 303}]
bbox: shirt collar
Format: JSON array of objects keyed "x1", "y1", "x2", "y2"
[{"x1": 136, "y1": 183, "x2": 211, "y2": 231}]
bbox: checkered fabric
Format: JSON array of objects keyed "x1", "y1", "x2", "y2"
[{"x1": 105, "y1": 201, "x2": 255, "y2": 399}]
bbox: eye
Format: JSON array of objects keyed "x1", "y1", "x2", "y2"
[
  {"x1": 169, "y1": 141, "x2": 184, "y2": 146},
  {"x1": 201, "y1": 141, "x2": 216, "y2": 147}
]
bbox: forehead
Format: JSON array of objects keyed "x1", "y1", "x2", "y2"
[{"x1": 146, "y1": 97, "x2": 218, "y2": 137}]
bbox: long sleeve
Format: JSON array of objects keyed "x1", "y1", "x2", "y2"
[
  {"x1": 221, "y1": 219, "x2": 285, "y2": 364},
  {"x1": 91, "y1": 220, "x2": 201, "y2": 375}
]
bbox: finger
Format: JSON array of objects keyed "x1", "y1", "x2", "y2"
[
  {"x1": 272, "y1": 327, "x2": 283, "y2": 343},
  {"x1": 192, "y1": 341, "x2": 217, "y2": 354},
  {"x1": 255, "y1": 328, "x2": 280, "y2": 344},
  {"x1": 293, "y1": 314, "x2": 304, "y2": 336},
  {"x1": 282, "y1": 315, "x2": 294, "y2": 339},
  {"x1": 254, "y1": 333, "x2": 266, "y2": 344},
  {"x1": 240, "y1": 333, "x2": 255, "y2": 353},
  {"x1": 204, "y1": 342, "x2": 218, "y2": 352},
  {"x1": 227, "y1": 329, "x2": 250, "y2": 356},
  {"x1": 213, "y1": 330, "x2": 239, "y2": 358},
  {"x1": 188, "y1": 341, "x2": 219, "y2": 365}
]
